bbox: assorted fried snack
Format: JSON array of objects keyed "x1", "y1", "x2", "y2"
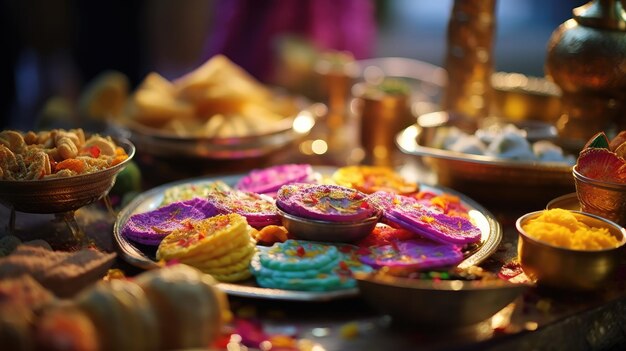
[
  {"x1": 0, "y1": 128, "x2": 128, "y2": 180},
  {"x1": 126, "y1": 55, "x2": 300, "y2": 138}
]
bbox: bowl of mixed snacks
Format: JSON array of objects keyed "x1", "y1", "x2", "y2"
[
  {"x1": 0, "y1": 128, "x2": 134, "y2": 214},
  {"x1": 516, "y1": 208, "x2": 626, "y2": 290},
  {"x1": 117, "y1": 55, "x2": 318, "y2": 160}
]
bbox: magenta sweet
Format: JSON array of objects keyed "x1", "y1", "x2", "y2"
[
  {"x1": 276, "y1": 184, "x2": 377, "y2": 222},
  {"x1": 235, "y1": 164, "x2": 318, "y2": 195},
  {"x1": 368, "y1": 191, "x2": 481, "y2": 245},
  {"x1": 359, "y1": 239, "x2": 463, "y2": 270},
  {"x1": 205, "y1": 189, "x2": 281, "y2": 228},
  {"x1": 122, "y1": 198, "x2": 217, "y2": 245}
]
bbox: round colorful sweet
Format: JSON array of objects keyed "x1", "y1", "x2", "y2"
[
  {"x1": 250, "y1": 240, "x2": 373, "y2": 291},
  {"x1": 157, "y1": 213, "x2": 249, "y2": 261},
  {"x1": 161, "y1": 180, "x2": 231, "y2": 206},
  {"x1": 332, "y1": 165, "x2": 418, "y2": 194},
  {"x1": 236, "y1": 164, "x2": 317, "y2": 195},
  {"x1": 156, "y1": 213, "x2": 257, "y2": 283},
  {"x1": 205, "y1": 189, "x2": 281, "y2": 228},
  {"x1": 276, "y1": 184, "x2": 376, "y2": 222},
  {"x1": 275, "y1": 183, "x2": 317, "y2": 214},
  {"x1": 368, "y1": 191, "x2": 481, "y2": 245},
  {"x1": 122, "y1": 198, "x2": 217, "y2": 246},
  {"x1": 359, "y1": 239, "x2": 463, "y2": 270}
]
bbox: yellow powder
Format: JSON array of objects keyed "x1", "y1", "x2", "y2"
[{"x1": 522, "y1": 209, "x2": 620, "y2": 250}]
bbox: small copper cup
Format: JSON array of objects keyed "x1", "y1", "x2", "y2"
[
  {"x1": 353, "y1": 81, "x2": 413, "y2": 166},
  {"x1": 573, "y1": 166, "x2": 626, "y2": 227}
]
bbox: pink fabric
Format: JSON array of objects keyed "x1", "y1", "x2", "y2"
[{"x1": 203, "y1": 0, "x2": 376, "y2": 81}]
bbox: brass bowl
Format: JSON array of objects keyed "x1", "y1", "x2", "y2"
[
  {"x1": 0, "y1": 138, "x2": 135, "y2": 214},
  {"x1": 354, "y1": 271, "x2": 527, "y2": 327},
  {"x1": 396, "y1": 124, "x2": 574, "y2": 209},
  {"x1": 491, "y1": 72, "x2": 562, "y2": 123},
  {"x1": 276, "y1": 207, "x2": 380, "y2": 243},
  {"x1": 516, "y1": 210, "x2": 626, "y2": 290},
  {"x1": 573, "y1": 166, "x2": 626, "y2": 227}
]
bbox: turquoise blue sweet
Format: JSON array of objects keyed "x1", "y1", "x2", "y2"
[{"x1": 250, "y1": 240, "x2": 373, "y2": 291}]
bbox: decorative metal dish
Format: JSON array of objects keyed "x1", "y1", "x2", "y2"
[
  {"x1": 115, "y1": 96, "x2": 322, "y2": 160},
  {"x1": 355, "y1": 270, "x2": 527, "y2": 327},
  {"x1": 0, "y1": 137, "x2": 135, "y2": 243},
  {"x1": 396, "y1": 124, "x2": 575, "y2": 209},
  {"x1": 113, "y1": 167, "x2": 502, "y2": 301}
]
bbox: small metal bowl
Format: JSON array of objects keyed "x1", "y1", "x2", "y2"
[
  {"x1": 354, "y1": 271, "x2": 527, "y2": 327},
  {"x1": 516, "y1": 210, "x2": 626, "y2": 290},
  {"x1": 276, "y1": 207, "x2": 380, "y2": 243},
  {"x1": 573, "y1": 166, "x2": 626, "y2": 227}
]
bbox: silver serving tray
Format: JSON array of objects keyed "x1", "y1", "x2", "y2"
[
  {"x1": 396, "y1": 124, "x2": 575, "y2": 208},
  {"x1": 113, "y1": 168, "x2": 502, "y2": 301}
]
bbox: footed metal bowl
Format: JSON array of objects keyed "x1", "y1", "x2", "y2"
[
  {"x1": 0, "y1": 138, "x2": 135, "y2": 214},
  {"x1": 355, "y1": 271, "x2": 527, "y2": 327}
]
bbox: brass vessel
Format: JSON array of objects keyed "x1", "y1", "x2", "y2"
[
  {"x1": 545, "y1": 0, "x2": 626, "y2": 149},
  {"x1": 516, "y1": 210, "x2": 626, "y2": 290},
  {"x1": 442, "y1": 0, "x2": 497, "y2": 120}
]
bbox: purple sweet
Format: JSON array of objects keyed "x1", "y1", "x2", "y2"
[
  {"x1": 368, "y1": 191, "x2": 482, "y2": 245},
  {"x1": 205, "y1": 188, "x2": 281, "y2": 228},
  {"x1": 235, "y1": 164, "x2": 317, "y2": 195},
  {"x1": 275, "y1": 183, "x2": 317, "y2": 214},
  {"x1": 122, "y1": 198, "x2": 217, "y2": 246},
  {"x1": 359, "y1": 239, "x2": 463, "y2": 270},
  {"x1": 277, "y1": 184, "x2": 377, "y2": 222}
]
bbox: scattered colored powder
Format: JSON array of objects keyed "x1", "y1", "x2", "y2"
[{"x1": 522, "y1": 209, "x2": 620, "y2": 250}]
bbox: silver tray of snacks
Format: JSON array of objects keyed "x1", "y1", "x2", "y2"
[{"x1": 113, "y1": 166, "x2": 501, "y2": 302}]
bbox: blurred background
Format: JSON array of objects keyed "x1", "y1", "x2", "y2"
[{"x1": 0, "y1": 0, "x2": 585, "y2": 130}]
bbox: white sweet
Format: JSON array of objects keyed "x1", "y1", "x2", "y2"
[
  {"x1": 448, "y1": 135, "x2": 487, "y2": 155},
  {"x1": 439, "y1": 122, "x2": 573, "y2": 164},
  {"x1": 486, "y1": 131, "x2": 536, "y2": 160},
  {"x1": 476, "y1": 123, "x2": 526, "y2": 145},
  {"x1": 533, "y1": 140, "x2": 575, "y2": 165}
]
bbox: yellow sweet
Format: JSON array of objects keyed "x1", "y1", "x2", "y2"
[
  {"x1": 522, "y1": 209, "x2": 620, "y2": 250},
  {"x1": 156, "y1": 213, "x2": 256, "y2": 283}
]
